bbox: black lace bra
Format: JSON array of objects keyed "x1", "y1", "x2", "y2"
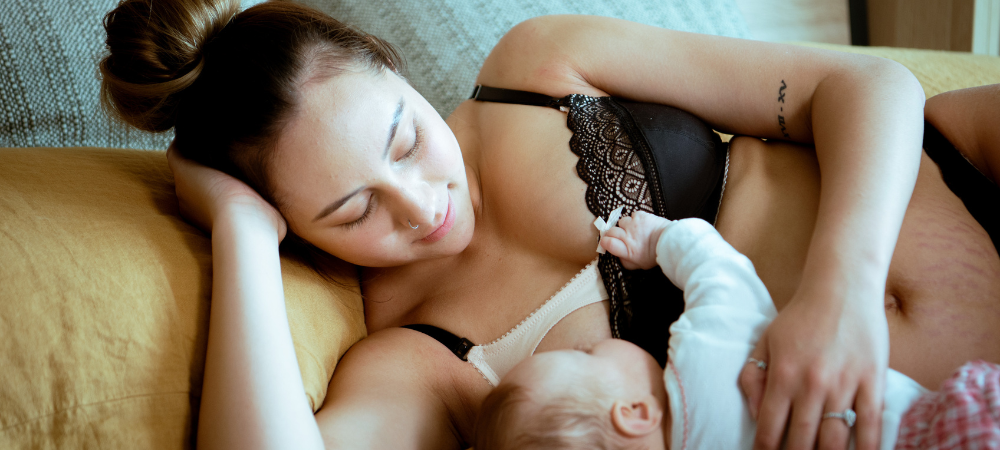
[{"x1": 406, "y1": 86, "x2": 730, "y2": 367}]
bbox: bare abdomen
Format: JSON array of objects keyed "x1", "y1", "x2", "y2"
[{"x1": 717, "y1": 137, "x2": 1000, "y2": 388}]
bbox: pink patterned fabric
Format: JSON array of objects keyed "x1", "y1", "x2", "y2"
[{"x1": 896, "y1": 360, "x2": 1000, "y2": 449}]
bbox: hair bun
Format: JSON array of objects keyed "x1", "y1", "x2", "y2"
[{"x1": 99, "y1": 0, "x2": 240, "y2": 132}]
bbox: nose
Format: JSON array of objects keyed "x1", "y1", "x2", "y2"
[{"x1": 392, "y1": 179, "x2": 436, "y2": 229}]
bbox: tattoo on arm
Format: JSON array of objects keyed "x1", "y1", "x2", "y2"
[{"x1": 777, "y1": 80, "x2": 790, "y2": 138}]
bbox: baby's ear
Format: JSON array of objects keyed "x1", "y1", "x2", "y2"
[{"x1": 610, "y1": 395, "x2": 663, "y2": 437}]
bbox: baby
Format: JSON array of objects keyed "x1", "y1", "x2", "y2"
[{"x1": 474, "y1": 212, "x2": 928, "y2": 450}]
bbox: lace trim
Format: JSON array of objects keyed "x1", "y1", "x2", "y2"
[
  {"x1": 476, "y1": 258, "x2": 600, "y2": 348},
  {"x1": 563, "y1": 94, "x2": 660, "y2": 338},
  {"x1": 565, "y1": 95, "x2": 657, "y2": 219}
]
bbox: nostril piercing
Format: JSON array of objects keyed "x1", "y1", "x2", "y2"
[{"x1": 408, "y1": 220, "x2": 419, "y2": 230}]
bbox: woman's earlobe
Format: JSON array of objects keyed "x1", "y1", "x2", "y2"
[{"x1": 610, "y1": 395, "x2": 663, "y2": 437}]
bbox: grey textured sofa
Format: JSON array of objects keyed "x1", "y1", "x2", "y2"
[{"x1": 0, "y1": 0, "x2": 748, "y2": 149}]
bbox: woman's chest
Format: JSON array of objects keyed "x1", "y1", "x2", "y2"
[
  {"x1": 364, "y1": 103, "x2": 613, "y2": 342},
  {"x1": 472, "y1": 102, "x2": 605, "y2": 264},
  {"x1": 363, "y1": 254, "x2": 613, "y2": 372}
]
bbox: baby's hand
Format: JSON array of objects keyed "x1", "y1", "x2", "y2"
[{"x1": 600, "y1": 211, "x2": 671, "y2": 270}]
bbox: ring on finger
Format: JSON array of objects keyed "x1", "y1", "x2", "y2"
[
  {"x1": 746, "y1": 357, "x2": 767, "y2": 371},
  {"x1": 822, "y1": 408, "x2": 857, "y2": 427}
]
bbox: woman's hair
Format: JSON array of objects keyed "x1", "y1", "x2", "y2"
[
  {"x1": 475, "y1": 382, "x2": 648, "y2": 450},
  {"x1": 100, "y1": 0, "x2": 403, "y2": 203},
  {"x1": 100, "y1": 0, "x2": 404, "y2": 272}
]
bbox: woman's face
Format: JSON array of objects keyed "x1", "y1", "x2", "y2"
[{"x1": 271, "y1": 69, "x2": 475, "y2": 267}]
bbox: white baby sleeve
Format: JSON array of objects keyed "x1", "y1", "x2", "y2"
[
  {"x1": 658, "y1": 218, "x2": 777, "y2": 450},
  {"x1": 656, "y1": 218, "x2": 776, "y2": 322}
]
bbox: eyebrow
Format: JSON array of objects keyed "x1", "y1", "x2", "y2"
[{"x1": 311, "y1": 97, "x2": 406, "y2": 223}]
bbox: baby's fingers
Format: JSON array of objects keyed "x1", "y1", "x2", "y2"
[{"x1": 600, "y1": 234, "x2": 639, "y2": 269}]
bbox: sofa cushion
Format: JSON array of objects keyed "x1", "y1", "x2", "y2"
[
  {"x1": 0, "y1": 147, "x2": 365, "y2": 448},
  {"x1": 795, "y1": 42, "x2": 1000, "y2": 98}
]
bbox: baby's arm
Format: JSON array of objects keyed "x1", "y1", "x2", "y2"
[
  {"x1": 601, "y1": 212, "x2": 774, "y2": 316},
  {"x1": 656, "y1": 217, "x2": 775, "y2": 317}
]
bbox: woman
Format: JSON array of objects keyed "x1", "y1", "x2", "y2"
[{"x1": 99, "y1": 0, "x2": 999, "y2": 449}]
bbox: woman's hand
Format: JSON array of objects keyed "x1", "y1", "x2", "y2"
[
  {"x1": 166, "y1": 142, "x2": 286, "y2": 241},
  {"x1": 740, "y1": 283, "x2": 890, "y2": 450}
]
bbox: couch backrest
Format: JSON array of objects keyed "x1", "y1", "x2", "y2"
[
  {"x1": 298, "y1": 0, "x2": 750, "y2": 117},
  {"x1": 0, "y1": 0, "x2": 749, "y2": 149}
]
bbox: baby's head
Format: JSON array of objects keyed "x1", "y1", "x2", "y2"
[{"x1": 474, "y1": 339, "x2": 670, "y2": 450}]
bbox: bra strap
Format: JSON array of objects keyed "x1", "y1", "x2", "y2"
[
  {"x1": 402, "y1": 324, "x2": 476, "y2": 361},
  {"x1": 470, "y1": 85, "x2": 568, "y2": 110}
]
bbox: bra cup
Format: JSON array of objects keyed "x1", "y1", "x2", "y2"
[
  {"x1": 614, "y1": 100, "x2": 726, "y2": 223},
  {"x1": 471, "y1": 86, "x2": 730, "y2": 367},
  {"x1": 603, "y1": 99, "x2": 728, "y2": 367}
]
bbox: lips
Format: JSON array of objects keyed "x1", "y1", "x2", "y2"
[{"x1": 421, "y1": 194, "x2": 455, "y2": 244}]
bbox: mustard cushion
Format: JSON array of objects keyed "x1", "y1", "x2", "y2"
[
  {"x1": 0, "y1": 147, "x2": 365, "y2": 449},
  {"x1": 795, "y1": 43, "x2": 1000, "y2": 98}
]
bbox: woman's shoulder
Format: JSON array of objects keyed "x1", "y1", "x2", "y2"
[
  {"x1": 327, "y1": 327, "x2": 482, "y2": 386},
  {"x1": 316, "y1": 327, "x2": 491, "y2": 448}
]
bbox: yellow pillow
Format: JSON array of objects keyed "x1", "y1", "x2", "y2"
[
  {"x1": 0, "y1": 147, "x2": 365, "y2": 448},
  {"x1": 794, "y1": 43, "x2": 1000, "y2": 98}
]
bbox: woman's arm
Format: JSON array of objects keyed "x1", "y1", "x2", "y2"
[
  {"x1": 479, "y1": 16, "x2": 925, "y2": 450},
  {"x1": 198, "y1": 205, "x2": 325, "y2": 449},
  {"x1": 167, "y1": 148, "x2": 324, "y2": 449}
]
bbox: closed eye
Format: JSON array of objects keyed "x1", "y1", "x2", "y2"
[
  {"x1": 399, "y1": 121, "x2": 424, "y2": 160},
  {"x1": 343, "y1": 194, "x2": 375, "y2": 230}
]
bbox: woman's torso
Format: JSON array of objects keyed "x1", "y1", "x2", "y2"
[
  {"x1": 717, "y1": 136, "x2": 1000, "y2": 388},
  {"x1": 358, "y1": 85, "x2": 1000, "y2": 444}
]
